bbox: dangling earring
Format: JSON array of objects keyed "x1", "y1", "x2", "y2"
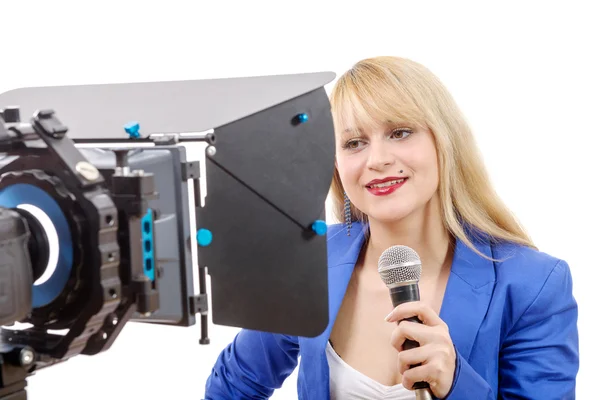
[{"x1": 344, "y1": 192, "x2": 352, "y2": 236}]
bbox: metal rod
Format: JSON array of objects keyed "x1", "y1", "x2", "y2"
[{"x1": 194, "y1": 178, "x2": 210, "y2": 345}]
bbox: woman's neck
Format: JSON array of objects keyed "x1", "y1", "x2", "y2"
[{"x1": 363, "y1": 196, "x2": 452, "y2": 279}]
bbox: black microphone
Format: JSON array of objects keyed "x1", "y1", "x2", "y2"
[{"x1": 378, "y1": 245, "x2": 434, "y2": 400}]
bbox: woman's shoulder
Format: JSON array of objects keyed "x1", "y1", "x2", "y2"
[
  {"x1": 324, "y1": 222, "x2": 367, "y2": 267},
  {"x1": 326, "y1": 222, "x2": 347, "y2": 239},
  {"x1": 490, "y1": 239, "x2": 570, "y2": 287},
  {"x1": 487, "y1": 239, "x2": 575, "y2": 325}
]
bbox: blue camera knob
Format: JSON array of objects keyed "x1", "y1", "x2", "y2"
[
  {"x1": 311, "y1": 220, "x2": 327, "y2": 236},
  {"x1": 124, "y1": 121, "x2": 141, "y2": 139}
]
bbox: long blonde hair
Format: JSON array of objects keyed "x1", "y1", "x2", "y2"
[{"x1": 329, "y1": 56, "x2": 536, "y2": 255}]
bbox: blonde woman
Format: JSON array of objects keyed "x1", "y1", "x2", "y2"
[{"x1": 204, "y1": 56, "x2": 579, "y2": 400}]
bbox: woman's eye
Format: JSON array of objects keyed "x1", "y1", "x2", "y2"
[
  {"x1": 391, "y1": 129, "x2": 412, "y2": 140},
  {"x1": 343, "y1": 139, "x2": 363, "y2": 149}
]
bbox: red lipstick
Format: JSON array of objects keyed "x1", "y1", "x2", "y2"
[{"x1": 365, "y1": 176, "x2": 407, "y2": 196}]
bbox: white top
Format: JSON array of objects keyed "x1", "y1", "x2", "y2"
[{"x1": 326, "y1": 341, "x2": 416, "y2": 400}]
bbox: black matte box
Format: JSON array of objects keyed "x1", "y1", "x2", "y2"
[{"x1": 0, "y1": 71, "x2": 336, "y2": 337}]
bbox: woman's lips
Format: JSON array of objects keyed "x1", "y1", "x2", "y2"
[{"x1": 366, "y1": 178, "x2": 407, "y2": 196}]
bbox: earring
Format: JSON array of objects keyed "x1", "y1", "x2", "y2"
[{"x1": 344, "y1": 192, "x2": 352, "y2": 236}]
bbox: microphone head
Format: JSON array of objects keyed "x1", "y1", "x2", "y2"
[{"x1": 378, "y1": 245, "x2": 422, "y2": 288}]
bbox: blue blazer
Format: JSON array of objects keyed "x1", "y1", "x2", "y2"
[{"x1": 204, "y1": 223, "x2": 579, "y2": 399}]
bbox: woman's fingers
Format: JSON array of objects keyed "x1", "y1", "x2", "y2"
[
  {"x1": 390, "y1": 320, "x2": 440, "y2": 352},
  {"x1": 385, "y1": 301, "x2": 445, "y2": 327}
]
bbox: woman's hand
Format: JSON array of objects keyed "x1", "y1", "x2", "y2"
[{"x1": 385, "y1": 301, "x2": 456, "y2": 398}]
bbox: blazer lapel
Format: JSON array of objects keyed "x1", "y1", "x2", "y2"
[
  {"x1": 300, "y1": 225, "x2": 366, "y2": 400},
  {"x1": 440, "y1": 235, "x2": 496, "y2": 360},
  {"x1": 315, "y1": 224, "x2": 367, "y2": 345}
]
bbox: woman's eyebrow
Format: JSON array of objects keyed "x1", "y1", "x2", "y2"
[
  {"x1": 342, "y1": 127, "x2": 361, "y2": 134},
  {"x1": 340, "y1": 127, "x2": 363, "y2": 139}
]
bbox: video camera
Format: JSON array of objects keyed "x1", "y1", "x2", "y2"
[{"x1": 0, "y1": 72, "x2": 336, "y2": 399}]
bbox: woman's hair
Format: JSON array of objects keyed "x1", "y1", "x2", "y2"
[{"x1": 329, "y1": 56, "x2": 536, "y2": 254}]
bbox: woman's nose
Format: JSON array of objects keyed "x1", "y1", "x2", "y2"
[{"x1": 366, "y1": 140, "x2": 395, "y2": 170}]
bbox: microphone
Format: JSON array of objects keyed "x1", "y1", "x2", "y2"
[{"x1": 378, "y1": 245, "x2": 434, "y2": 400}]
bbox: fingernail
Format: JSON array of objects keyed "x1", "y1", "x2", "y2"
[{"x1": 384, "y1": 311, "x2": 393, "y2": 322}]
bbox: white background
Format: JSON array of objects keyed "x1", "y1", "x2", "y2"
[{"x1": 1, "y1": 1, "x2": 598, "y2": 399}]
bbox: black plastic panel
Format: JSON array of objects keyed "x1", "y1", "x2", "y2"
[
  {"x1": 198, "y1": 158, "x2": 329, "y2": 337},
  {"x1": 209, "y1": 87, "x2": 335, "y2": 229}
]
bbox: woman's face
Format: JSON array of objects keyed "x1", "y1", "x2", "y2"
[{"x1": 335, "y1": 120, "x2": 440, "y2": 224}]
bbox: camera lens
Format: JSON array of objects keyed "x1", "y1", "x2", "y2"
[{"x1": 14, "y1": 205, "x2": 55, "y2": 284}]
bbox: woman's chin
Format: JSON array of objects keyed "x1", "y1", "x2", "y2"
[{"x1": 365, "y1": 207, "x2": 415, "y2": 225}]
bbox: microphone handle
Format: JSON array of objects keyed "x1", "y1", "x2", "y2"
[
  {"x1": 390, "y1": 284, "x2": 434, "y2": 397},
  {"x1": 415, "y1": 388, "x2": 434, "y2": 400}
]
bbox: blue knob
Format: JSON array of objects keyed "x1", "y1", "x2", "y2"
[
  {"x1": 197, "y1": 228, "x2": 213, "y2": 246},
  {"x1": 124, "y1": 121, "x2": 141, "y2": 138},
  {"x1": 311, "y1": 220, "x2": 327, "y2": 236},
  {"x1": 296, "y1": 113, "x2": 309, "y2": 124}
]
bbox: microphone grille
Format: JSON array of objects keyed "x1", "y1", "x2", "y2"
[{"x1": 377, "y1": 245, "x2": 422, "y2": 286}]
